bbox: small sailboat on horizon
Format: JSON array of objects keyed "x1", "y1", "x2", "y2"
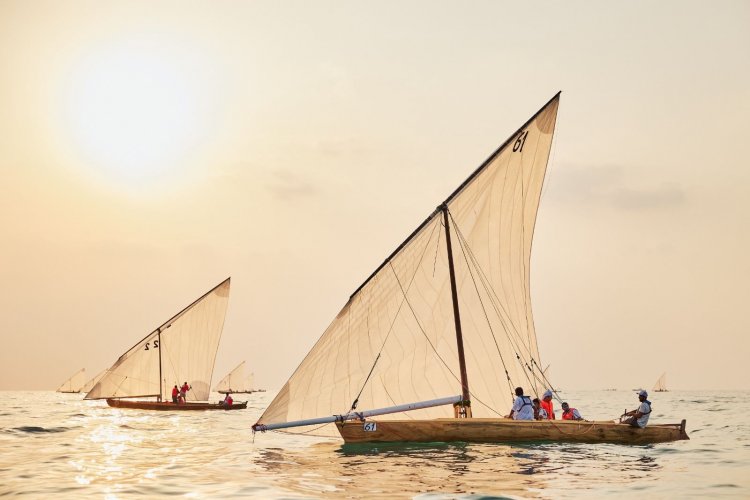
[
  {"x1": 214, "y1": 361, "x2": 266, "y2": 394},
  {"x1": 252, "y1": 93, "x2": 687, "y2": 444},
  {"x1": 85, "y1": 278, "x2": 247, "y2": 411},
  {"x1": 56, "y1": 368, "x2": 86, "y2": 394},
  {"x1": 653, "y1": 372, "x2": 668, "y2": 392}
]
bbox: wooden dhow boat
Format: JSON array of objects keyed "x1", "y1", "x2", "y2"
[
  {"x1": 653, "y1": 372, "x2": 668, "y2": 392},
  {"x1": 215, "y1": 361, "x2": 266, "y2": 395},
  {"x1": 85, "y1": 278, "x2": 245, "y2": 411},
  {"x1": 252, "y1": 93, "x2": 688, "y2": 444},
  {"x1": 56, "y1": 368, "x2": 86, "y2": 394}
]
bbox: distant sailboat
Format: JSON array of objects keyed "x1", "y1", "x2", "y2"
[
  {"x1": 253, "y1": 93, "x2": 688, "y2": 444},
  {"x1": 80, "y1": 369, "x2": 107, "y2": 394},
  {"x1": 85, "y1": 278, "x2": 246, "y2": 411},
  {"x1": 56, "y1": 368, "x2": 86, "y2": 393},
  {"x1": 214, "y1": 361, "x2": 265, "y2": 394},
  {"x1": 653, "y1": 372, "x2": 668, "y2": 392}
]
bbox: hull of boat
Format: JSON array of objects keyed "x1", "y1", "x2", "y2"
[
  {"x1": 106, "y1": 398, "x2": 247, "y2": 411},
  {"x1": 218, "y1": 390, "x2": 266, "y2": 394},
  {"x1": 336, "y1": 418, "x2": 688, "y2": 445}
]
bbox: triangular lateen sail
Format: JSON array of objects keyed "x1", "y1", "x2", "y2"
[
  {"x1": 653, "y1": 372, "x2": 668, "y2": 392},
  {"x1": 56, "y1": 368, "x2": 86, "y2": 393},
  {"x1": 256, "y1": 94, "x2": 560, "y2": 437},
  {"x1": 215, "y1": 361, "x2": 247, "y2": 393},
  {"x1": 85, "y1": 278, "x2": 231, "y2": 402}
]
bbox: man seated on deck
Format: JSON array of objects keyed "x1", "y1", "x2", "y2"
[
  {"x1": 507, "y1": 387, "x2": 534, "y2": 420},
  {"x1": 532, "y1": 398, "x2": 548, "y2": 420},
  {"x1": 561, "y1": 402, "x2": 583, "y2": 421},
  {"x1": 540, "y1": 390, "x2": 555, "y2": 419},
  {"x1": 622, "y1": 390, "x2": 651, "y2": 428},
  {"x1": 220, "y1": 393, "x2": 233, "y2": 407}
]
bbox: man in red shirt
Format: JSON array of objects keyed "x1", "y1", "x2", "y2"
[
  {"x1": 179, "y1": 382, "x2": 190, "y2": 403},
  {"x1": 540, "y1": 390, "x2": 555, "y2": 419},
  {"x1": 171, "y1": 385, "x2": 179, "y2": 404}
]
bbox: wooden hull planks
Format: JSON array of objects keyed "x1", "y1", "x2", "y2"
[
  {"x1": 106, "y1": 398, "x2": 247, "y2": 411},
  {"x1": 336, "y1": 418, "x2": 689, "y2": 445}
]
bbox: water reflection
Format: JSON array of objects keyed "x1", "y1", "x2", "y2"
[{"x1": 257, "y1": 441, "x2": 544, "y2": 498}]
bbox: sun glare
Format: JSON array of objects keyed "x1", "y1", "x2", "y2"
[{"x1": 65, "y1": 40, "x2": 203, "y2": 190}]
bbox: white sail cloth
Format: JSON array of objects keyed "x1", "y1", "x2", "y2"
[
  {"x1": 80, "y1": 369, "x2": 107, "y2": 394},
  {"x1": 85, "y1": 278, "x2": 231, "y2": 402},
  {"x1": 257, "y1": 96, "x2": 560, "y2": 436},
  {"x1": 215, "y1": 361, "x2": 254, "y2": 393},
  {"x1": 56, "y1": 368, "x2": 86, "y2": 393}
]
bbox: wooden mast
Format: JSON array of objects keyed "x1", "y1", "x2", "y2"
[
  {"x1": 157, "y1": 329, "x2": 163, "y2": 402},
  {"x1": 441, "y1": 204, "x2": 471, "y2": 417}
]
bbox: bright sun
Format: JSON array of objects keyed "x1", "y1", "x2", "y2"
[{"x1": 65, "y1": 40, "x2": 202, "y2": 189}]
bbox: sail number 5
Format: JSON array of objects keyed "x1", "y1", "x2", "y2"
[
  {"x1": 513, "y1": 130, "x2": 529, "y2": 153},
  {"x1": 144, "y1": 339, "x2": 160, "y2": 350}
]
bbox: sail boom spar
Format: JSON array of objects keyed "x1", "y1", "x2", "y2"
[{"x1": 253, "y1": 395, "x2": 463, "y2": 432}]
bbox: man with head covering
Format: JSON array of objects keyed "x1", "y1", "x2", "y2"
[
  {"x1": 540, "y1": 389, "x2": 555, "y2": 419},
  {"x1": 622, "y1": 390, "x2": 652, "y2": 428}
]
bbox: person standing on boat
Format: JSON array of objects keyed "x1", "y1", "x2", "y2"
[
  {"x1": 561, "y1": 402, "x2": 583, "y2": 420},
  {"x1": 540, "y1": 389, "x2": 555, "y2": 419},
  {"x1": 171, "y1": 385, "x2": 179, "y2": 404},
  {"x1": 622, "y1": 390, "x2": 651, "y2": 428},
  {"x1": 532, "y1": 398, "x2": 548, "y2": 420},
  {"x1": 507, "y1": 387, "x2": 534, "y2": 420},
  {"x1": 179, "y1": 382, "x2": 191, "y2": 403}
]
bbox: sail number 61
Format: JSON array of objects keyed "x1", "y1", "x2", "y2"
[{"x1": 513, "y1": 131, "x2": 528, "y2": 153}]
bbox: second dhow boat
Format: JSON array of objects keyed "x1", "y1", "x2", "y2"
[
  {"x1": 85, "y1": 278, "x2": 246, "y2": 411},
  {"x1": 252, "y1": 93, "x2": 687, "y2": 444}
]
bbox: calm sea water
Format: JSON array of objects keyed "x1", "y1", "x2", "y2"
[{"x1": 0, "y1": 390, "x2": 747, "y2": 498}]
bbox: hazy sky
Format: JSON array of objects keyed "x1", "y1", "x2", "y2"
[{"x1": 1, "y1": 1, "x2": 748, "y2": 392}]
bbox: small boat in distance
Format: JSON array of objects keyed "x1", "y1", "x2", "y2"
[
  {"x1": 653, "y1": 372, "x2": 668, "y2": 392},
  {"x1": 253, "y1": 93, "x2": 688, "y2": 444},
  {"x1": 85, "y1": 278, "x2": 246, "y2": 411},
  {"x1": 56, "y1": 368, "x2": 86, "y2": 393},
  {"x1": 215, "y1": 361, "x2": 266, "y2": 394}
]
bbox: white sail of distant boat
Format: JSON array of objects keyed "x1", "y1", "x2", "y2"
[
  {"x1": 85, "y1": 278, "x2": 232, "y2": 405},
  {"x1": 653, "y1": 372, "x2": 668, "y2": 392},
  {"x1": 56, "y1": 368, "x2": 86, "y2": 393},
  {"x1": 80, "y1": 369, "x2": 107, "y2": 394},
  {"x1": 214, "y1": 361, "x2": 263, "y2": 394}
]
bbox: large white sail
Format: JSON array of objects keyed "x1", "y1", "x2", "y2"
[
  {"x1": 56, "y1": 368, "x2": 86, "y2": 393},
  {"x1": 215, "y1": 361, "x2": 248, "y2": 393},
  {"x1": 80, "y1": 369, "x2": 107, "y2": 394},
  {"x1": 256, "y1": 94, "x2": 560, "y2": 436},
  {"x1": 85, "y1": 278, "x2": 231, "y2": 402}
]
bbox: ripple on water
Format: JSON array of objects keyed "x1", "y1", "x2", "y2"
[{"x1": 11, "y1": 426, "x2": 70, "y2": 434}]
